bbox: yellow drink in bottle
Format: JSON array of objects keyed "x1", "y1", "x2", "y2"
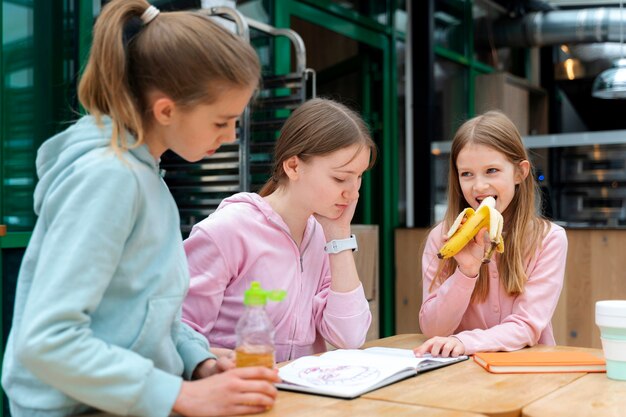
[{"x1": 235, "y1": 281, "x2": 286, "y2": 370}]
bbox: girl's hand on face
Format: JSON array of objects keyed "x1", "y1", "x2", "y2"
[
  {"x1": 413, "y1": 336, "x2": 466, "y2": 358},
  {"x1": 174, "y1": 367, "x2": 281, "y2": 416},
  {"x1": 451, "y1": 227, "x2": 489, "y2": 278},
  {"x1": 314, "y1": 199, "x2": 358, "y2": 241}
]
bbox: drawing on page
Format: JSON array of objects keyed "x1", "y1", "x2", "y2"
[{"x1": 297, "y1": 365, "x2": 380, "y2": 386}]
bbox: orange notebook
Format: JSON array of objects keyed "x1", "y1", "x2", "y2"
[{"x1": 473, "y1": 351, "x2": 606, "y2": 374}]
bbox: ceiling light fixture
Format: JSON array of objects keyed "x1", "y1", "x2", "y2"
[{"x1": 592, "y1": 0, "x2": 626, "y2": 99}]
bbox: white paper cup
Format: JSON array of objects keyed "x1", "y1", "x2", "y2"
[{"x1": 596, "y1": 300, "x2": 626, "y2": 380}]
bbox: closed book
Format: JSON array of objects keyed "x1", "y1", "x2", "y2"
[
  {"x1": 276, "y1": 347, "x2": 468, "y2": 399},
  {"x1": 473, "y1": 351, "x2": 606, "y2": 374}
]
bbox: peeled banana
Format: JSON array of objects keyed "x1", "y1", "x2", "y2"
[{"x1": 437, "y1": 196, "x2": 504, "y2": 263}]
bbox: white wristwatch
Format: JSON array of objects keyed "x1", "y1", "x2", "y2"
[{"x1": 324, "y1": 234, "x2": 358, "y2": 254}]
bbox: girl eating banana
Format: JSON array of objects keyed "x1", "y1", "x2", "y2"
[{"x1": 414, "y1": 111, "x2": 567, "y2": 358}]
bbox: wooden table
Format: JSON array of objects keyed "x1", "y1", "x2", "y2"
[
  {"x1": 81, "y1": 391, "x2": 486, "y2": 417},
  {"x1": 76, "y1": 333, "x2": 626, "y2": 417},
  {"x1": 360, "y1": 334, "x2": 595, "y2": 417},
  {"x1": 238, "y1": 392, "x2": 486, "y2": 417},
  {"x1": 522, "y1": 372, "x2": 626, "y2": 417}
]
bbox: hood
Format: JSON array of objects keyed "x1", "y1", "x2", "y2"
[
  {"x1": 216, "y1": 192, "x2": 285, "y2": 226},
  {"x1": 215, "y1": 192, "x2": 319, "y2": 249},
  {"x1": 34, "y1": 115, "x2": 157, "y2": 214}
]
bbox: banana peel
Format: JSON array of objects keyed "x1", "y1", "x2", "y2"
[{"x1": 437, "y1": 196, "x2": 504, "y2": 263}]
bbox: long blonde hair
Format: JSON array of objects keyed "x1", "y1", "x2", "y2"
[
  {"x1": 258, "y1": 98, "x2": 377, "y2": 196},
  {"x1": 433, "y1": 111, "x2": 549, "y2": 303},
  {"x1": 78, "y1": 0, "x2": 260, "y2": 153}
]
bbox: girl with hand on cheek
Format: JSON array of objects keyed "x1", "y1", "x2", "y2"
[{"x1": 183, "y1": 98, "x2": 376, "y2": 363}]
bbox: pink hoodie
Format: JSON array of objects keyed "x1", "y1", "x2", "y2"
[
  {"x1": 182, "y1": 193, "x2": 371, "y2": 362},
  {"x1": 420, "y1": 222, "x2": 566, "y2": 354}
]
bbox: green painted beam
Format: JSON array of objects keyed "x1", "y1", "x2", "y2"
[
  {"x1": 1, "y1": 1, "x2": 4, "y2": 412},
  {"x1": 284, "y1": 1, "x2": 387, "y2": 49},
  {"x1": 360, "y1": 55, "x2": 372, "y2": 225},
  {"x1": 380, "y1": 14, "x2": 399, "y2": 337},
  {"x1": 0, "y1": 232, "x2": 32, "y2": 249},
  {"x1": 435, "y1": 45, "x2": 471, "y2": 67},
  {"x1": 298, "y1": 0, "x2": 390, "y2": 35},
  {"x1": 434, "y1": 47, "x2": 495, "y2": 75}
]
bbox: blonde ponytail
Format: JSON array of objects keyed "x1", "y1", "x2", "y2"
[{"x1": 78, "y1": 0, "x2": 260, "y2": 153}]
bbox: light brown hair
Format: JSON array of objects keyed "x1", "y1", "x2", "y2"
[
  {"x1": 433, "y1": 110, "x2": 549, "y2": 303},
  {"x1": 78, "y1": 0, "x2": 260, "y2": 152},
  {"x1": 259, "y1": 98, "x2": 377, "y2": 196}
]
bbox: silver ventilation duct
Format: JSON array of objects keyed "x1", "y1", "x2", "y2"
[{"x1": 486, "y1": 8, "x2": 626, "y2": 48}]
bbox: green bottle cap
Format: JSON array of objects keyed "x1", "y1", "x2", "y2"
[{"x1": 243, "y1": 281, "x2": 287, "y2": 306}]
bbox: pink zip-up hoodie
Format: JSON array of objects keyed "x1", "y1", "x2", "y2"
[
  {"x1": 182, "y1": 192, "x2": 371, "y2": 362},
  {"x1": 420, "y1": 222, "x2": 567, "y2": 354}
]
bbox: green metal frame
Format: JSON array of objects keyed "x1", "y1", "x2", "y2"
[
  {"x1": 0, "y1": 2, "x2": 3, "y2": 230},
  {"x1": 272, "y1": 0, "x2": 400, "y2": 336},
  {"x1": 434, "y1": 0, "x2": 497, "y2": 119}
]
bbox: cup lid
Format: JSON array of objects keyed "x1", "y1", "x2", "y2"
[{"x1": 596, "y1": 300, "x2": 626, "y2": 317}]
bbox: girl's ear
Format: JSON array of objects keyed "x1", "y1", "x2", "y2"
[
  {"x1": 152, "y1": 96, "x2": 177, "y2": 126},
  {"x1": 516, "y1": 160, "x2": 531, "y2": 184},
  {"x1": 282, "y1": 156, "x2": 301, "y2": 180}
]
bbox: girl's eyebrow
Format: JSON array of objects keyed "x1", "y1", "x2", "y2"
[{"x1": 217, "y1": 114, "x2": 240, "y2": 119}]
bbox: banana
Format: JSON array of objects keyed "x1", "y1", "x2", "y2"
[{"x1": 437, "y1": 196, "x2": 504, "y2": 263}]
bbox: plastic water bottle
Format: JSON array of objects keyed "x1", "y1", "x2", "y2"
[{"x1": 235, "y1": 281, "x2": 286, "y2": 368}]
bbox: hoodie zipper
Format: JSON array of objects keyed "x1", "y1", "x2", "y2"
[
  {"x1": 267, "y1": 217, "x2": 316, "y2": 359},
  {"x1": 267, "y1": 218, "x2": 316, "y2": 273}
]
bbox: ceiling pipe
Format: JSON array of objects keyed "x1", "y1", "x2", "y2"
[{"x1": 483, "y1": 8, "x2": 626, "y2": 48}]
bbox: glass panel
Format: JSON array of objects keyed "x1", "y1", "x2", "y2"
[
  {"x1": 432, "y1": 57, "x2": 468, "y2": 223},
  {"x1": 397, "y1": 38, "x2": 406, "y2": 223},
  {"x1": 2, "y1": 1, "x2": 79, "y2": 231},
  {"x1": 3, "y1": 1, "x2": 35, "y2": 230},
  {"x1": 434, "y1": 0, "x2": 466, "y2": 56},
  {"x1": 313, "y1": 0, "x2": 406, "y2": 28},
  {"x1": 327, "y1": 0, "x2": 388, "y2": 23},
  {"x1": 473, "y1": 0, "x2": 509, "y2": 70},
  {"x1": 433, "y1": 57, "x2": 468, "y2": 142}
]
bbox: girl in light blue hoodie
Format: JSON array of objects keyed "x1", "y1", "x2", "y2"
[{"x1": 1, "y1": 1, "x2": 279, "y2": 416}]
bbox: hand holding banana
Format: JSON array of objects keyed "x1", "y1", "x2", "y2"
[{"x1": 437, "y1": 196, "x2": 504, "y2": 263}]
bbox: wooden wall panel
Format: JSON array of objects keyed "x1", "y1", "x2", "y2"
[
  {"x1": 563, "y1": 229, "x2": 592, "y2": 347},
  {"x1": 395, "y1": 228, "x2": 430, "y2": 334}
]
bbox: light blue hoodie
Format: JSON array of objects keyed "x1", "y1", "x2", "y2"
[{"x1": 1, "y1": 116, "x2": 213, "y2": 417}]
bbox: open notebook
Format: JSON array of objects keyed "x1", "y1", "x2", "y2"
[{"x1": 276, "y1": 347, "x2": 468, "y2": 399}]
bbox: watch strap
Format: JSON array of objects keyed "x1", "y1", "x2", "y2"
[{"x1": 324, "y1": 234, "x2": 358, "y2": 254}]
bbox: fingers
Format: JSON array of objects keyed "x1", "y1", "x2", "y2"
[
  {"x1": 230, "y1": 366, "x2": 281, "y2": 383},
  {"x1": 414, "y1": 337, "x2": 464, "y2": 358},
  {"x1": 440, "y1": 340, "x2": 455, "y2": 357},
  {"x1": 216, "y1": 355, "x2": 236, "y2": 372},
  {"x1": 473, "y1": 227, "x2": 489, "y2": 247},
  {"x1": 210, "y1": 347, "x2": 235, "y2": 358},
  {"x1": 236, "y1": 380, "x2": 278, "y2": 400},
  {"x1": 413, "y1": 339, "x2": 435, "y2": 357},
  {"x1": 451, "y1": 343, "x2": 465, "y2": 357},
  {"x1": 428, "y1": 338, "x2": 446, "y2": 357},
  {"x1": 238, "y1": 391, "x2": 277, "y2": 406},
  {"x1": 231, "y1": 404, "x2": 271, "y2": 415},
  {"x1": 232, "y1": 391, "x2": 277, "y2": 414}
]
